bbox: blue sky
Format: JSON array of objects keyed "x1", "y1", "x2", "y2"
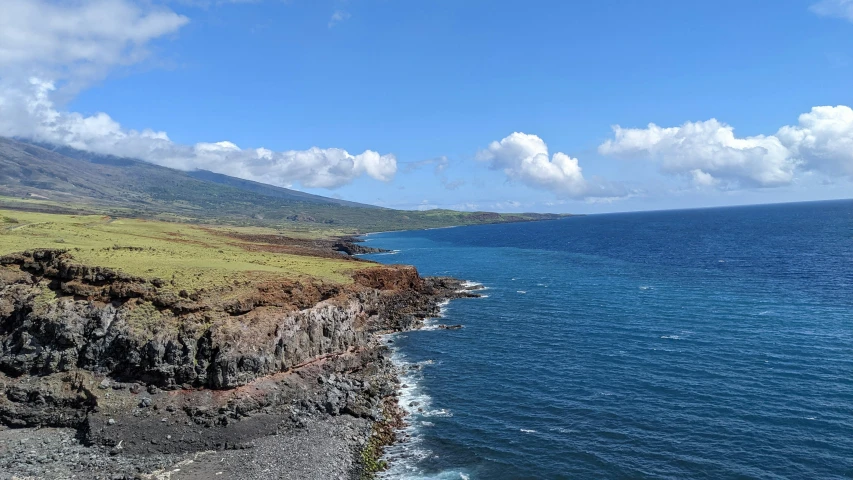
[{"x1": 2, "y1": 0, "x2": 853, "y2": 213}]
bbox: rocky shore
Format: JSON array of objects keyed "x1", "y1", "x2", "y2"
[
  {"x1": 0, "y1": 249, "x2": 480, "y2": 479},
  {"x1": 333, "y1": 238, "x2": 392, "y2": 256}
]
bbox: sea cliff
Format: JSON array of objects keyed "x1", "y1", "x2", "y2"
[{"x1": 0, "y1": 249, "x2": 479, "y2": 479}]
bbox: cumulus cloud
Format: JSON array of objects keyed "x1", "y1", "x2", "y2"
[
  {"x1": 810, "y1": 0, "x2": 853, "y2": 21},
  {"x1": 0, "y1": 0, "x2": 397, "y2": 189},
  {"x1": 598, "y1": 119, "x2": 797, "y2": 187},
  {"x1": 477, "y1": 132, "x2": 618, "y2": 199},
  {"x1": 0, "y1": 0, "x2": 189, "y2": 92},
  {"x1": 776, "y1": 105, "x2": 853, "y2": 177},
  {"x1": 598, "y1": 106, "x2": 853, "y2": 188}
]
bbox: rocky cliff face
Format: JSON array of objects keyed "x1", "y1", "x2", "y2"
[{"x1": 0, "y1": 249, "x2": 476, "y2": 460}]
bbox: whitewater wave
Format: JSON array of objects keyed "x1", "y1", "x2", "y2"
[
  {"x1": 379, "y1": 342, "x2": 465, "y2": 479},
  {"x1": 419, "y1": 300, "x2": 452, "y2": 331},
  {"x1": 549, "y1": 427, "x2": 573, "y2": 434},
  {"x1": 456, "y1": 280, "x2": 489, "y2": 294},
  {"x1": 368, "y1": 249, "x2": 401, "y2": 256},
  {"x1": 384, "y1": 472, "x2": 471, "y2": 480}
]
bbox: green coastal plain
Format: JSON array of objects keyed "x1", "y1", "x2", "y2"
[{"x1": 0, "y1": 208, "x2": 360, "y2": 290}]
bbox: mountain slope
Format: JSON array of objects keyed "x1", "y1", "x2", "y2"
[
  {"x1": 0, "y1": 137, "x2": 565, "y2": 231},
  {"x1": 185, "y1": 169, "x2": 380, "y2": 209}
]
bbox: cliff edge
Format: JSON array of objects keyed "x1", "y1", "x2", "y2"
[{"x1": 0, "y1": 249, "x2": 479, "y2": 479}]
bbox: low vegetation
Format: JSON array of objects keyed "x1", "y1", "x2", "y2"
[{"x1": 0, "y1": 209, "x2": 362, "y2": 291}]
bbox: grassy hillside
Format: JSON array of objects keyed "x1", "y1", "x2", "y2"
[
  {"x1": 0, "y1": 137, "x2": 565, "y2": 232},
  {"x1": 186, "y1": 169, "x2": 381, "y2": 209},
  {"x1": 0, "y1": 209, "x2": 362, "y2": 290}
]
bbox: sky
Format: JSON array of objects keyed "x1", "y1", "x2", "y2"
[{"x1": 1, "y1": 0, "x2": 853, "y2": 214}]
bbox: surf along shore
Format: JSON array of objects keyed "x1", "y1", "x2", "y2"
[{"x1": 0, "y1": 210, "x2": 482, "y2": 480}]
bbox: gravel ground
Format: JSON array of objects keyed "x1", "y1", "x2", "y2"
[
  {"x1": 0, "y1": 427, "x2": 181, "y2": 480},
  {"x1": 0, "y1": 415, "x2": 370, "y2": 480},
  {"x1": 168, "y1": 415, "x2": 371, "y2": 480}
]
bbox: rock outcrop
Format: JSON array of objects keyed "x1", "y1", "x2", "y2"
[
  {"x1": 0, "y1": 248, "x2": 478, "y2": 468},
  {"x1": 333, "y1": 240, "x2": 391, "y2": 256}
]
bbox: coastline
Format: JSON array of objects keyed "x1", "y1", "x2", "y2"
[{"x1": 0, "y1": 248, "x2": 481, "y2": 480}]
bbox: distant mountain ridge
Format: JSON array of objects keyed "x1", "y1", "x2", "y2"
[
  {"x1": 185, "y1": 169, "x2": 381, "y2": 209},
  {"x1": 0, "y1": 136, "x2": 566, "y2": 231},
  {"x1": 22, "y1": 139, "x2": 379, "y2": 209}
]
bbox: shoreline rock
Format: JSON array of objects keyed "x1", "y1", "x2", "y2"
[{"x1": 333, "y1": 238, "x2": 392, "y2": 256}]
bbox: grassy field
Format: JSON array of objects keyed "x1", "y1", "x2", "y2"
[{"x1": 0, "y1": 209, "x2": 362, "y2": 290}]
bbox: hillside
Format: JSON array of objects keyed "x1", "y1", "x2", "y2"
[{"x1": 0, "y1": 137, "x2": 564, "y2": 232}]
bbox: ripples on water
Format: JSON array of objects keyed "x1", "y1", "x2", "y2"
[{"x1": 365, "y1": 200, "x2": 853, "y2": 479}]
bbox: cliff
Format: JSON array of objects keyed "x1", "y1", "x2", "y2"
[{"x1": 0, "y1": 249, "x2": 477, "y2": 477}]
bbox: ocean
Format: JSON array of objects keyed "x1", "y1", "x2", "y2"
[{"x1": 361, "y1": 200, "x2": 853, "y2": 480}]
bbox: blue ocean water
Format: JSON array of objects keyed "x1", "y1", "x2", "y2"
[{"x1": 362, "y1": 200, "x2": 853, "y2": 480}]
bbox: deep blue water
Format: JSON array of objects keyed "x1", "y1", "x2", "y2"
[{"x1": 363, "y1": 200, "x2": 853, "y2": 480}]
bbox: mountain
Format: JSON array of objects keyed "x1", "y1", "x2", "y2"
[
  {"x1": 0, "y1": 137, "x2": 565, "y2": 231},
  {"x1": 185, "y1": 169, "x2": 380, "y2": 209}
]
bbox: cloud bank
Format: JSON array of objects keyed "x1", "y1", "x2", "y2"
[
  {"x1": 0, "y1": 0, "x2": 397, "y2": 190},
  {"x1": 598, "y1": 106, "x2": 853, "y2": 188}
]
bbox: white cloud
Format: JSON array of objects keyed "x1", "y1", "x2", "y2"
[
  {"x1": 691, "y1": 169, "x2": 719, "y2": 187},
  {"x1": 0, "y1": 0, "x2": 397, "y2": 190},
  {"x1": 810, "y1": 0, "x2": 853, "y2": 21},
  {"x1": 599, "y1": 119, "x2": 798, "y2": 187},
  {"x1": 776, "y1": 105, "x2": 853, "y2": 177},
  {"x1": 476, "y1": 132, "x2": 589, "y2": 198},
  {"x1": 476, "y1": 132, "x2": 628, "y2": 199},
  {"x1": 329, "y1": 10, "x2": 351, "y2": 28},
  {"x1": 599, "y1": 106, "x2": 853, "y2": 188},
  {"x1": 0, "y1": 0, "x2": 189, "y2": 91},
  {"x1": 0, "y1": 79, "x2": 396, "y2": 189}
]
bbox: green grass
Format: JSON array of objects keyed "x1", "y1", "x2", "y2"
[{"x1": 0, "y1": 209, "x2": 362, "y2": 290}]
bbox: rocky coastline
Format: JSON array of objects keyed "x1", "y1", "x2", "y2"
[
  {"x1": 333, "y1": 238, "x2": 392, "y2": 256},
  {"x1": 0, "y1": 249, "x2": 480, "y2": 479}
]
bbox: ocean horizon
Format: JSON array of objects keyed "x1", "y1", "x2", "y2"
[{"x1": 363, "y1": 199, "x2": 853, "y2": 479}]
